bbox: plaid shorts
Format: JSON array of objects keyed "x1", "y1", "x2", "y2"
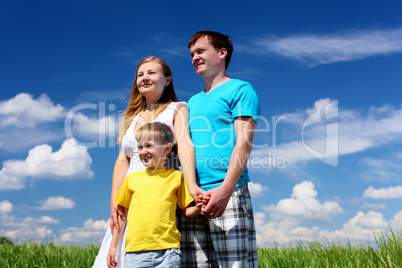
[{"x1": 180, "y1": 183, "x2": 258, "y2": 268}]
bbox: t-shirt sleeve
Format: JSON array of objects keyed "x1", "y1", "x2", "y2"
[
  {"x1": 231, "y1": 83, "x2": 261, "y2": 123},
  {"x1": 114, "y1": 176, "x2": 133, "y2": 209},
  {"x1": 177, "y1": 173, "x2": 194, "y2": 209}
]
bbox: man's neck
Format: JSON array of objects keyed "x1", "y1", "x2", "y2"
[{"x1": 204, "y1": 72, "x2": 230, "y2": 94}]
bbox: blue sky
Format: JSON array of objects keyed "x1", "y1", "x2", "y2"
[{"x1": 1, "y1": 0, "x2": 402, "y2": 246}]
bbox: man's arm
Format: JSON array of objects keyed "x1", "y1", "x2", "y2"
[{"x1": 201, "y1": 116, "x2": 256, "y2": 218}]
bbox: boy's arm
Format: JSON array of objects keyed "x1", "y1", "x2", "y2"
[
  {"x1": 183, "y1": 195, "x2": 210, "y2": 219},
  {"x1": 201, "y1": 116, "x2": 256, "y2": 218},
  {"x1": 182, "y1": 203, "x2": 201, "y2": 219},
  {"x1": 107, "y1": 205, "x2": 128, "y2": 268}
]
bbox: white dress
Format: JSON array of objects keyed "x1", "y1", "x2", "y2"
[{"x1": 92, "y1": 102, "x2": 185, "y2": 268}]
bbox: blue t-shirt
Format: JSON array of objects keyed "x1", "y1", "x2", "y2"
[{"x1": 188, "y1": 79, "x2": 261, "y2": 191}]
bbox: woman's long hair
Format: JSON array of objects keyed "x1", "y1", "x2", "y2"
[{"x1": 117, "y1": 56, "x2": 178, "y2": 144}]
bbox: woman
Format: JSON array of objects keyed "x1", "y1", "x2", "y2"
[{"x1": 93, "y1": 56, "x2": 203, "y2": 268}]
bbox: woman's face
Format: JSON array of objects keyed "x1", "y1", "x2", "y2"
[{"x1": 136, "y1": 61, "x2": 171, "y2": 100}]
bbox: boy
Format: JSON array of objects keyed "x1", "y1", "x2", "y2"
[
  {"x1": 182, "y1": 31, "x2": 261, "y2": 267},
  {"x1": 107, "y1": 122, "x2": 201, "y2": 268}
]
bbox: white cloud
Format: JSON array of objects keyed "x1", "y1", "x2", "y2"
[
  {"x1": 0, "y1": 139, "x2": 94, "y2": 191},
  {"x1": 249, "y1": 182, "x2": 268, "y2": 197},
  {"x1": 390, "y1": 210, "x2": 402, "y2": 227},
  {"x1": 0, "y1": 93, "x2": 64, "y2": 128},
  {"x1": 250, "y1": 99, "x2": 402, "y2": 172},
  {"x1": 359, "y1": 156, "x2": 402, "y2": 183},
  {"x1": 38, "y1": 216, "x2": 60, "y2": 224},
  {"x1": 0, "y1": 170, "x2": 26, "y2": 190},
  {"x1": 353, "y1": 211, "x2": 389, "y2": 229},
  {"x1": 1, "y1": 226, "x2": 53, "y2": 242},
  {"x1": 0, "y1": 214, "x2": 58, "y2": 242},
  {"x1": 0, "y1": 93, "x2": 122, "y2": 152},
  {"x1": 360, "y1": 202, "x2": 386, "y2": 211},
  {"x1": 257, "y1": 207, "x2": 395, "y2": 246},
  {"x1": 322, "y1": 211, "x2": 389, "y2": 243},
  {"x1": 37, "y1": 196, "x2": 75, "y2": 210},
  {"x1": 244, "y1": 28, "x2": 402, "y2": 66},
  {"x1": 69, "y1": 112, "x2": 119, "y2": 138},
  {"x1": 263, "y1": 181, "x2": 344, "y2": 224},
  {"x1": 58, "y1": 219, "x2": 109, "y2": 245},
  {"x1": 363, "y1": 186, "x2": 402, "y2": 199},
  {"x1": 255, "y1": 181, "x2": 401, "y2": 246},
  {"x1": 0, "y1": 128, "x2": 61, "y2": 153},
  {"x1": 0, "y1": 200, "x2": 13, "y2": 214}
]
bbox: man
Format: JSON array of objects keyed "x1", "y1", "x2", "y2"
[{"x1": 181, "y1": 31, "x2": 261, "y2": 267}]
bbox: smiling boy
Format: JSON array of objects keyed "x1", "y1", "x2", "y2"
[{"x1": 107, "y1": 122, "x2": 200, "y2": 268}]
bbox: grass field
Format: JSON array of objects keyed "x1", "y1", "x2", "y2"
[{"x1": 1, "y1": 229, "x2": 401, "y2": 267}]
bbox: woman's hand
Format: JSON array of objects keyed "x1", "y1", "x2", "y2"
[
  {"x1": 110, "y1": 202, "x2": 126, "y2": 233},
  {"x1": 107, "y1": 246, "x2": 118, "y2": 268},
  {"x1": 109, "y1": 149, "x2": 130, "y2": 233},
  {"x1": 188, "y1": 184, "x2": 206, "y2": 204}
]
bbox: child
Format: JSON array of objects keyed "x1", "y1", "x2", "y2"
[{"x1": 107, "y1": 122, "x2": 203, "y2": 268}]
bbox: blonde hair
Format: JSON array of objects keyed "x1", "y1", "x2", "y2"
[
  {"x1": 117, "y1": 56, "x2": 178, "y2": 143},
  {"x1": 135, "y1": 122, "x2": 174, "y2": 145}
]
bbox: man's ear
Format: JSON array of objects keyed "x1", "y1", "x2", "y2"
[
  {"x1": 164, "y1": 143, "x2": 172, "y2": 155},
  {"x1": 219, "y1": 47, "x2": 227, "y2": 59}
]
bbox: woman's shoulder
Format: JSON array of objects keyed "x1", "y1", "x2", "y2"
[
  {"x1": 166, "y1": 101, "x2": 188, "y2": 118},
  {"x1": 169, "y1": 101, "x2": 188, "y2": 109}
]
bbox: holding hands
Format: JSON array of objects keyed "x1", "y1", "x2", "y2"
[
  {"x1": 197, "y1": 185, "x2": 233, "y2": 219},
  {"x1": 110, "y1": 203, "x2": 126, "y2": 234},
  {"x1": 197, "y1": 192, "x2": 210, "y2": 211}
]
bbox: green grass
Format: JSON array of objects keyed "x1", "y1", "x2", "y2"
[
  {"x1": 257, "y1": 228, "x2": 402, "y2": 267},
  {"x1": 0, "y1": 239, "x2": 100, "y2": 268},
  {"x1": 1, "y1": 229, "x2": 401, "y2": 267}
]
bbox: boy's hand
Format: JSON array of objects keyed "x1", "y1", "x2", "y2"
[
  {"x1": 189, "y1": 185, "x2": 206, "y2": 204},
  {"x1": 107, "y1": 247, "x2": 118, "y2": 268},
  {"x1": 196, "y1": 192, "x2": 210, "y2": 209}
]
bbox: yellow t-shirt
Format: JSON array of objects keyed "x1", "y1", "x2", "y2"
[{"x1": 115, "y1": 168, "x2": 193, "y2": 252}]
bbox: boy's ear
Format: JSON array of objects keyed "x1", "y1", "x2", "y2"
[{"x1": 164, "y1": 143, "x2": 172, "y2": 155}]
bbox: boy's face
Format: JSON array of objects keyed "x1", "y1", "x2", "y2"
[
  {"x1": 137, "y1": 135, "x2": 171, "y2": 170},
  {"x1": 190, "y1": 36, "x2": 226, "y2": 79}
]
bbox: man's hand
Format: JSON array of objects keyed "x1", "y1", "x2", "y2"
[{"x1": 200, "y1": 185, "x2": 233, "y2": 219}]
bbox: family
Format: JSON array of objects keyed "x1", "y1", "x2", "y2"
[{"x1": 92, "y1": 31, "x2": 261, "y2": 268}]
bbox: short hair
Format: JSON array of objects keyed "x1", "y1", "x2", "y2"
[
  {"x1": 135, "y1": 122, "x2": 174, "y2": 145},
  {"x1": 188, "y1": 31, "x2": 233, "y2": 69}
]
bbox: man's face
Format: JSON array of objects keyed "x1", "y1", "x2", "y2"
[{"x1": 190, "y1": 36, "x2": 224, "y2": 78}]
